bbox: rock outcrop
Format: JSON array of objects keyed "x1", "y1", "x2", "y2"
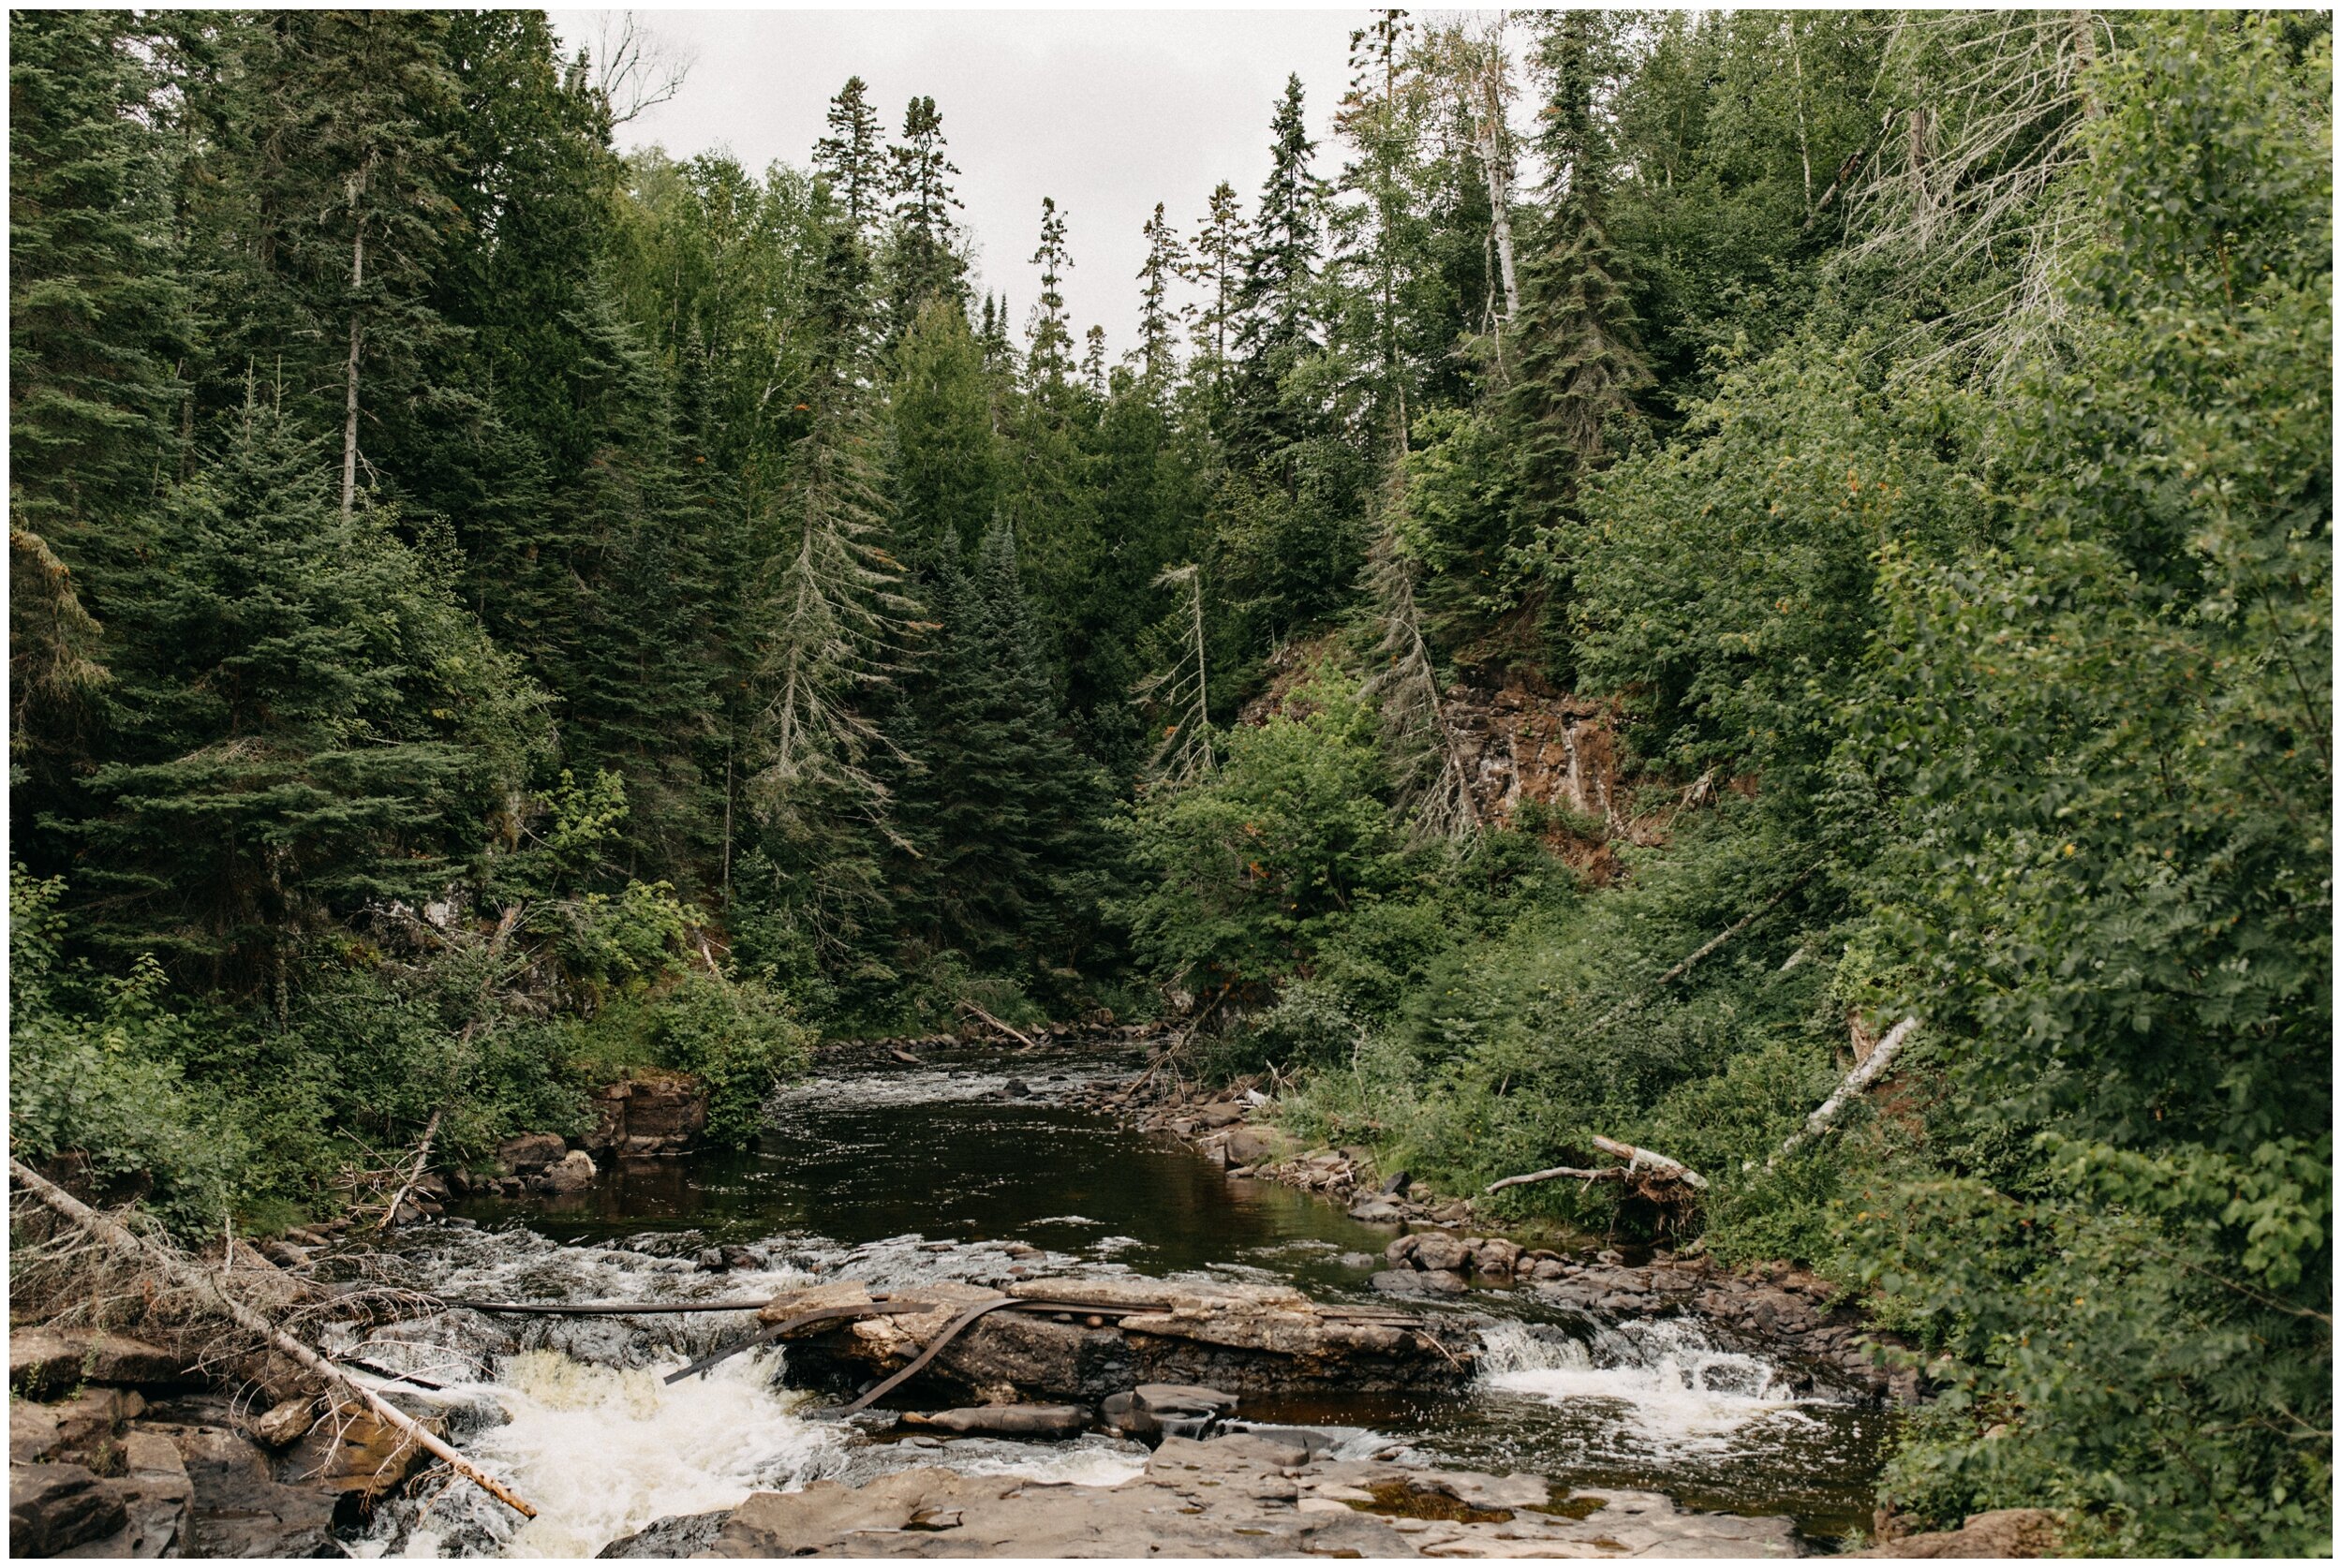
[
  {"x1": 763, "y1": 1276, "x2": 1473, "y2": 1407},
  {"x1": 1855, "y1": 1507, "x2": 2064, "y2": 1558},
  {"x1": 580, "y1": 1069, "x2": 708, "y2": 1159},
  {"x1": 674, "y1": 1430, "x2": 1800, "y2": 1559}
]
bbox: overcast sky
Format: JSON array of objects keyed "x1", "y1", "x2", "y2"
[{"x1": 546, "y1": 8, "x2": 1378, "y2": 355}]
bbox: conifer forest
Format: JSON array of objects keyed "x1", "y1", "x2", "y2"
[{"x1": 7, "y1": 8, "x2": 2332, "y2": 1559}]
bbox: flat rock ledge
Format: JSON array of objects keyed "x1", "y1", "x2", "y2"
[
  {"x1": 769, "y1": 1277, "x2": 1475, "y2": 1406},
  {"x1": 605, "y1": 1432, "x2": 1801, "y2": 1559}
]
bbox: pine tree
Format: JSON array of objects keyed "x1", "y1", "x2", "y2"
[
  {"x1": 1083, "y1": 324, "x2": 1109, "y2": 401},
  {"x1": 1134, "y1": 201, "x2": 1187, "y2": 389},
  {"x1": 1506, "y1": 10, "x2": 1652, "y2": 535},
  {"x1": 1025, "y1": 197, "x2": 1076, "y2": 391},
  {"x1": 813, "y1": 75, "x2": 886, "y2": 244}
]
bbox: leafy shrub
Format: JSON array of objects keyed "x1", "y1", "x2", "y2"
[{"x1": 645, "y1": 971, "x2": 812, "y2": 1146}]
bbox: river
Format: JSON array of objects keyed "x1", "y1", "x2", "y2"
[{"x1": 338, "y1": 1039, "x2": 1891, "y2": 1557}]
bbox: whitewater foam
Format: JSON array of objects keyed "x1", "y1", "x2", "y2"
[{"x1": 1475, "y1": 1318, "x2": 1817, "y2": 1455}]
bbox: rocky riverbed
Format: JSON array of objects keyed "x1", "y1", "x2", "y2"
[{"x1": 13, "y1": 1030, "x2": 1943, "y2": 1557}]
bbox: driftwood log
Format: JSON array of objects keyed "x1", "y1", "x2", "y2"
[
  {"x1": 1487, "y1": 1136, "x2": 1709, "y2": 1196},
  {"x1": 9, "y1": 1158, "x2": 541, "y2": 1521},
  {"x1": 960, "y1": 1001, "x2": 1042, "y2": 1052}
]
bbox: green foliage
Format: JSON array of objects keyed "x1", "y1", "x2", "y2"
[
  {"x1": 1118, "y1": 668, "x2": 1401, "y2": 994},
  {"x1": 642, "y1": 971, "x2": 814, "y2": 1146}
]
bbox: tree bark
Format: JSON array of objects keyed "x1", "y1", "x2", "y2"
[
  {"x1": 1771, "y1": 1016, "x2": 1918, "y2": 1163},
  {"x1": 9, "y1": 1158, "x2": 539, "y2": 1520}
]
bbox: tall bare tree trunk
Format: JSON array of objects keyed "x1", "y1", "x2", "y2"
[{"x1": 340, "y1": 155, "x2": 374, "y2": 525}]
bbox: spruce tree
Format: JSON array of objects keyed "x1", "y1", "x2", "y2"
[
  {"x1": 8, "y1": 9, "x2": 185, "y2": 551},
  {"x1": 1134, "y1": 201, "x2": 1187, "y2": 390},
  {"x1": 1183, "y1": 181, "x2": 1246, "y2": 412},
  {"x1": 884, "y1": 94, "x2": 967, "y2": 335},
  {"x1": 813, "y1": 75, "x2": 886, "y2": 244},
  {"x1": 69, "y1": 390, "x2": 537, "y2": 992},
  {"x1": 889, "y1": 295, "x2": 999, "y2": 576},
  {"x1": 1505, "y1": 10, "x2": 1652, "y2": 537},
  {"x1": 1025, "y1": 198, "x2": 1076, "y2": 391}
]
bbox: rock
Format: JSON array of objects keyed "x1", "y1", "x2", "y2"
[
  {"x1": 541, "y1": 1149, "x2": 599, "y2": 1192},
  {"x1": 696, "y1": 1248, "x2": 727, "y2": 1271},
  {"x1": 904, "y1": 1405, "x2": 1089, "y2": 1440},
  {"x1": 246, "y1": 1398, "x2": 318, "y2": 1450},
  {"x1": 275, "y1": 1394, "x2": 444, "y2": 1510},
  {"x1": 1472, "y1": 1239, "x2": 1523, "y2": 1276},
  {"x1": 1416, "y1": 1268, "x2": 1469, "y2": 1294},
  {"x1": 496, "y1": 1132, "x2": 567, "y2": 1174},
  {"x1": 598, "y1": 1509, "x2": 733, "y2": 1558},
  {"x1": 1527, "y1": 1257, "x2": 1568, "y2": 1281},
  {"x1": 1370, "y1": 1268, "x2": 1464, "y2": 1297},
  {"x1": 1336, "y1": 1251, "x2": 1379, "y2": 1270},
  {"x1": 1384, "y1": 1235, "x2": 1422, "y2": 1267},
  {"x1": 691, "y1": 1431, "x2": 1797, "y2": 1559},
  {"x1": 1001, "y1": 1079, "x2": 1030, "y2": 1098},
  {"x1": 582, "y1": 1071, "x2": 711, "y2": 1158},
  {"x1": 10, "y1": 1330, "x2": 185, "y2": 1399},
  {"x1": 1412, "y1": 1232, "x2": 1469, "y2": 1274},
  {"x1": 1347, "y1": 1198, "x2": 1404, "y2": 1223},
  {"x1": 54, "y1": 1429, "x2": 193, "y2": 1558},
  {"x1": 12, "y1": 1386, "x2": 144, "y2": 1466},
  {"x1": 138, "y1": 1422, "x2": 341, "y2": 1557},
  {"x1": 1223, "y1": 1127, "x2": 1288, "y2": 1167},
  {"x1": 9, "y1": 1463, "x2": 128, "y2": 1555},
  {"x1": 1196, "y1": 1103, "x2": 1246, "y2": 1129},
  {"x1": 1380, "y1": 1170, "x2": 1414, "y2": 1195},
  {"x1": 1854, "y1": 1508, "x2": 2063, "y2": 1558}
]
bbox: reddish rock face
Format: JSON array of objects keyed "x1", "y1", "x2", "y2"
[{"x1": 579, "y1": 1069, "x2": 709, "y2": 1157}]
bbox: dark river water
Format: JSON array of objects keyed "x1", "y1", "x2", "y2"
[{"x1": 363, "y1": 1041, "x2": 1889, "y2": 1556}]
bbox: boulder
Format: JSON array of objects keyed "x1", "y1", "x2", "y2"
[
  {"x1": 54, "y1": 1429, "x2": 193, "y2": 1559},
  {"x1": 541, "y1": 1149, "x2": 599, "y2": 1193},
  {"x1": 274, "y1": 1394, "x2": 444, "y2": 1510},
  {"x1": 1472, "y1": 1239, "x2": 1523, "y2": 1276},
  {"x1": 495, "y1": 1132, "x2": 567, "y2": 1174},
  {"x1": 1223, "y1": 1127, "x2": 1289, "y2": 1167},
  {"x1": 12, "y1": 1386, "x2": 143, "y2": 1466},
  {"x1": 142, "y1": 1421, "x2": 342, "y2": 1557},
  {"x1": 1412, "y1": 1232, "x2": 1469, "y2": 1274},
  {"x1": 1346, "y1": 1197, "x2": 1404, "y2": 1223},
  {"x1": 598, "y1": 1509, "x2": 732, "y2": 1559},
  {"x1": 246, "y1": 1397, "x2": 319, "y2": 1450},
  {"x1": 9, "y1": 1463, "x2": 128, "y2": 1555},
  {"x1": 11, "y1": 1330, "x2": 185, "y2": 1399},
  {"x1": 1856, "y1": 1508, "x2": 2063, "y2": 1558},
  {"x1": 1195, "y1": 1103, "x2": 1246, "y2": 1129},
  {"x1": 1384, "y1": 1235, "x2": 1422, "y2": 1267},
  {"x1": 1371, "y1": 1268, "x2": 1464, "y2": 1297}
]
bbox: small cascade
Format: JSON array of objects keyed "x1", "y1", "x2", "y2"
[{"x1": 1475, "y1": 1317, "x2": 1818, "y2": 1455}]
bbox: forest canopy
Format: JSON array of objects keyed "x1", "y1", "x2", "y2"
[{"x1": 7, "y1": 9, "x2": 2330, "y2": 1553}]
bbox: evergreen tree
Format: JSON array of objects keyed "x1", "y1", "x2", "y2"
[
  {"x1": 1184, "y1": 180, "x2": 1246, "y2": 396},
  {"x1": 1229, "y1": 73, "x2": 1328, "y2": 467},
  {"x1": 884, "y1": 94, "x2": 967, "y2": 334},
  {"x1": 1506, "y1": 11, "x2": 1652, "y2": 537},
  {"x1": 232, "y1": 11, "x2": 469, "y2": 524},
  {"x1": 1134, "y1": 201, "x2": 1187, "y2": 389},
  {"x1": 67, "y1": 391, "x2": 538, "y2": 992},
  {"x1": 813, "y1": 75, "x2": 886, "y2": 243},
  {"x1": 914, "y1": 520, "x2": 1109, "y2": 982},
  {"x1": 889, "y1": 295, "x2": 999, "y2": 575},
  {"x1": 1083, "y1": 324, "x2": 1109, "y2": 401},
  {"x1": 8, "y1": 9, "x2": 185, "y2": 552},
  {"x1": 1025, "y1": 197, "x2": 1076, "y2": 391}
]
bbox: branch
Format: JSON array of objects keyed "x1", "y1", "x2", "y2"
[
  {"x1": 1488, "y1": 1135, "x2": 1708, "y2": 1195},
  {"x1": 9, "y1": 1160, "x2": 540, "y2": 1521},
  {"x1": 1771, "y1": 1016, "x2": 1918, "y2": 1164},
  {"x1": 375, "y1": 1107, "x2": 443, "y2": 1234}
]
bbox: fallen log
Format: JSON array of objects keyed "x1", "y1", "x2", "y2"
[
  {"x1": 1486, "y1": 1136, "x2": 1709, "y2": 1196},
  {"x1": 664, "y1": 1300, "x2": 929, "y2": 1385},
  {"x1": 836, "y1": 1296, "x2": 1030, "y2": 1415},
  {"x1": 9, "y1": 1158, "x2": 541, "y2": 1522},
  {"x1": 1771, "y1": 1016, "x2": 1918, "y2": 1165},
  {"x1": 376, "y1": 1107, "x2": 443, "y2": 1233},
  {"x1": 959, "y1": 1001, "x2": 1041, "y2": 1052},
  {"x1": 448, "y1": 1297, "x2": 775, "y2": 1316}
]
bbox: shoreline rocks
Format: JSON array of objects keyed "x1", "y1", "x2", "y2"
[{"x1": 611, "y1": 1430, "x2": 1802, "y2": 1559}]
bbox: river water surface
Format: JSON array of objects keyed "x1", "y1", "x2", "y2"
[{"x1": 346, "y1": 1041, "x2": 1890, "y2": 1557}]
